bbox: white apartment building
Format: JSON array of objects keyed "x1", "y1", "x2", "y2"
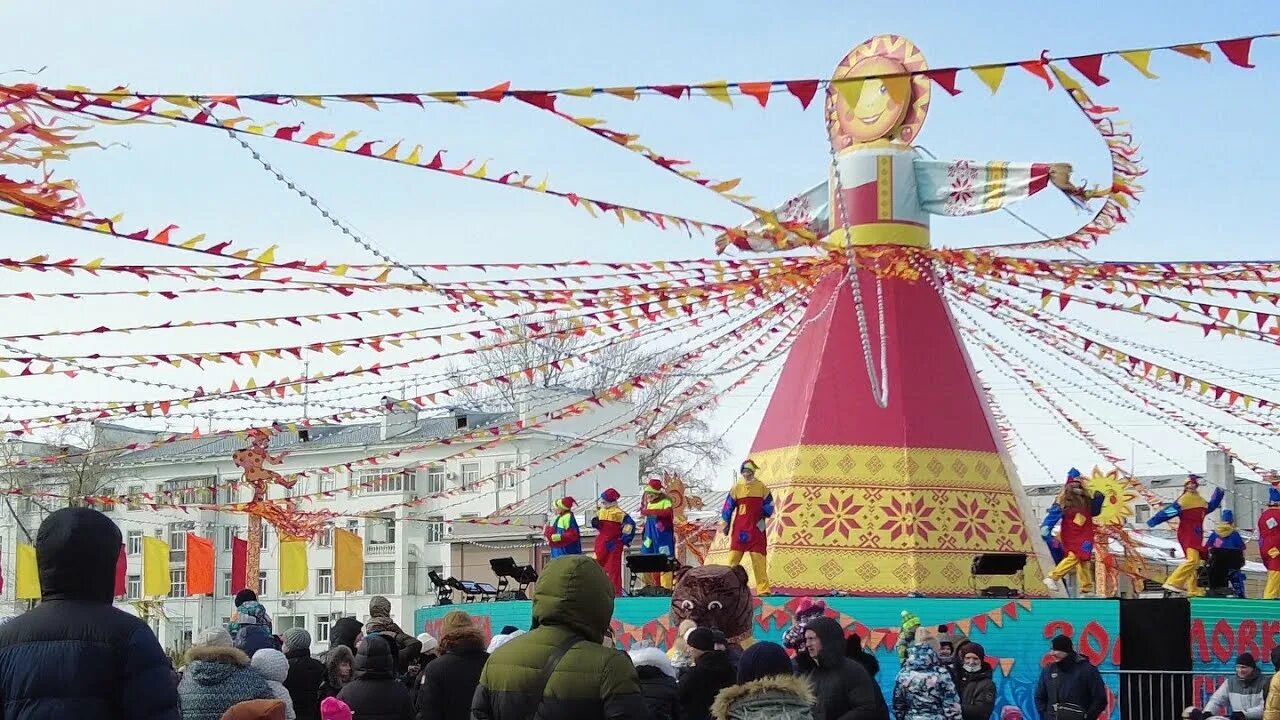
[{"x1": 0, "y1": 388, "x2": 640, "y2": 652}]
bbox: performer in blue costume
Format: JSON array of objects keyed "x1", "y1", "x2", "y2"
[
  {"x1": 640, "y1": 478, "x2": 677, "y2": 589},
  {"x1": 543, "y1": 496, "x2": 582, "y2": 559},
  {"x1": 1206, "y1": 509, "x2": 1247, "y2": 598}
]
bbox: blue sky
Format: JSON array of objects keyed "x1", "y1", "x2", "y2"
[{"x1": 4, "y1": 2, "x2": 1280, "y2": 488}]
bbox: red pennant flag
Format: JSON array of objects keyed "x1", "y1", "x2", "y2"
[
  {"x1": 513, "y1": 91, "x2": 557, "y2": 111},
  {"x1": 231, "y1": 536, "x2": 247, "y2": 594},
  {"x1": 114, "y1": 544, "x2": 126, "y2": 598},
  {"x1": 472, "y1": 81, "x2": 512, "y2": 102},
  {"x1": 1217, "y1": 38, "x2": 1257, "y2": 68},
  {"x1": 785, "y1": 79, "x2": 820, "y2": 109},
  {"x1": 924, "y1": 69, "x2": 961, "y2": 96},
  {"x1": 1020, "y1": 52, "x2": 1054, "y2": 90},
  {"x1": 1067, "y1": 55, "x2": 1110, "y2": 85},
  {"x1": 738, "y1": 82, "x2": 772, "y2": 107},
  {"x1": 654, "y1": 85, "x2": 689, "y2": 100}
]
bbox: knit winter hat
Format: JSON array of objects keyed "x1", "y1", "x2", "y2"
[
  {"x1": 961, "y1": 642, "x2": 986, "y2": 660},
  {"x1": 1237, "y1": 652, "x2": 1258, "y2": 670},
  {"x1": 196, "y1": 626, "x2": 234, "y2": 648},
  {"x1": 320, "y1": 697, "x2": 354, "y2": 720},
  {"x1": 500, "y1": 625, "x2": 520, "y2": 635},
  {"x1": 416, "y1": 632, "x2": 438, "y2": 654},
  {"x1": 736, "y1": 641, "x2": 794, "y2": 684},
  {"x1": 1051, "y1": 635, "x2": 1074, "y2": 653},
  {"x1": 368, "y1": 595, "x2": 392, "y2": 619},
  {"x1": 234, "y1": 588, "x2": 258, "y2": 608},
  {"x1": 555, "y1": 496, "x2": 575, "y2": 511},
  {"x1": 600, "y1": 488, "x2": 621, "y2": 503},
  {"x1": 440, "y1": 610, "x2": 473, "y2": 634},
  {"x1": 645, "y1": 478, "x2": 663, "y2": 493},
  {"x1": 283, "y1": 627, "x2": 312, "y2": 652},
  {"x1": 487, "y1": 629, "x2": 524, "y2": 653},
  {"x1": 1222, "y1": 509, "x2": 1236, "y2": 525},
  {"x1": 1065, "y1": 467, "x2": 1082, "y2": 485},
  {"x1": 250, "y1": 648, "x2": 290, "y2": 683},
  {"x1": 221, "y1": 699, "x2": 286, "y2": 720}
]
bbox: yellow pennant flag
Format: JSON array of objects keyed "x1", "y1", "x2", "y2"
[
  {"x1": 142, "y1": 536, "x2": 171, "y2": 597},
  {"x1": 15, "y1": 543, "x2": 40, "y2": 599},
  {"x1": 1119, "y1": 50, "x2": 1159, "y2": 79},
  {"x1": 279, "y1": 537, "x2": 308, "y2": 593},
  {"x1": 972, "y1": 65, "x2": 1007, "y2": 94},
  {"x1": 833, "y1": 77, "x2": 866, "y2": 110},
  {"x1": 699, "y1": 81, "x2": 733, "y2": 106},
  {"x1": 333, "y1": 529, "x2": 363, "y2": 592}
]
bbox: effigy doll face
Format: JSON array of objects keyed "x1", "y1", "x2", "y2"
[
  {"x1": 826, "y1": 35, "x2": 932, "y2": 152},
  {"x1": 833, "y1": 56, "x2": 910, "y2": 144}
]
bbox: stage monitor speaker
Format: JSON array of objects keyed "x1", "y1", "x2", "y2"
[
  {"x1": 1119, "y1": 598, "x2": 1191, "y2": 720},
  {"x1": 971, "y1": 553, "x2": 1027, "y2": 576},
  {"x1": 626, "y1": 554, "x2": 677, "y2": 574}
]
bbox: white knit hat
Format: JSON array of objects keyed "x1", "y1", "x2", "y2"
[
  {"x1": 250, "y1": 648, "x2": 290, "y2": 682},
  {"x1": 195, "y1": 626, "x2": 234, "y2": 648},
  {"x1": 417, "y1": 632, "x2": 438, "y2": 654}
]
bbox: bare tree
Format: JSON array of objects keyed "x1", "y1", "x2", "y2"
[
  {"x1": 445, "y1": 318, "x2": 727, "y2": 492},
  {"x1": 0, "y1": 425, "x2": 124, "y2": 540}
]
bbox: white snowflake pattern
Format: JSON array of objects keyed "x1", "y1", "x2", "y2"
[
  {"x1": 946, "y1": 160, "x2": 979, "y2": 183},
  {"x1": 943, "y1": 174, "x2": 976, "y2": 215}
]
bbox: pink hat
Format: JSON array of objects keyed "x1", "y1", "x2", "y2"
[{"x1": 320, "y1": 697, "x2": 353, "y2": 720}]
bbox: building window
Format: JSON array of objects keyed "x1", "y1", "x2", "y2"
[
  {"x1": 424, "y1": 465, "x2": 446, "y2": 494},
  {"x1": 99, "y1": 486, "x2": 117, "y2": 512},
  {"x1": 407, "y1": 562, "x2": 419, "y2": 596},
  {"x1": 317, "y1": 568, "x2": 333, "y2": 595},
  {"x1": 221, "y1": 572, "x2": 232, "y2": 598},
  {"x1": 319, "y1": 474, "x2": 337, "y2": 493},
  {"x1": 127, "y1": 530, "x2": 143, "y2": 556},
  {"x1": 357, "y1": 470, "x2": 415, "y2": 495},
  {"x1": 317, "y1": 525, "x2": 333, "y2": 548},
  {"x1": 258, "y1": 571, "x2": 268, "y2": 598},
  {"x1": 126, "y1": 575, "x2": 141, "y2": 600},
  {"x1": 220, "y1": 526, "x2": 238, "y2": 553},
  {"x1": 425, "y1": 516, "x2": 445, "y2": 544},
  {"x1": 276, "y1": 614, "x2": 306, "y2": 633},
  {"x1": 316, "y1": 614, "x2": 331, "y2": 643},
  {"x1": 345, "y1": 520, "x2": 359, "y2": 535},
  {"x1": 220, "y1": 616, "x2": 231, "y2": 628},
  {"x1": 260, "y1": 526, "x2": 272, "y2": 551},
  {"x1": 218, "y1": 482, "x2": 238, "y2": 505},
  {"x1": 364, "y1": 562, "x2": 395, "y2": 595},
  {"x1": 170, "y1": 569, "x2": 187, "y2": 598},
  {"x1": 367, "y1": 513, "x2": 396, "y2": 545},
  {"x1": 127, "y1": 484, "x2": 144, "y2": 511},
  {"x1": 1135, "y1": 504, "x2": 1151, "y2": 523},
  {"x1": 161, "y1": 477, "x2": 215, "y2": 506},
  {"x1": 496, "y1": 460, "x2": 517, "y2": 489},
  {"x1": 460, "y1": 462, "x2": 481, "y2": 488},
  {"x1": 168, "y1": 522, "x2": 193, "y2": 563},
  {"x1": 287, "y1": 478, "x2": 306, "y2": 499}
]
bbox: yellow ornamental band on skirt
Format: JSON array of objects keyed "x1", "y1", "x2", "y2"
[{"x1": 704, "y1": 444, "x2": 1051, "y2": 597}]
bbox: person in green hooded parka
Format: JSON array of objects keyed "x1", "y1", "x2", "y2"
[{"x1": 471, "y1": 555, "x2": 646, "y2": 720}]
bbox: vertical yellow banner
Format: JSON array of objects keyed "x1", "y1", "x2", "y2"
[
  {"x1": 15, "y1": 543, "x2": 40, "y2": 600},
  {"x1": 333, "y1": 529, "x2": 363, "y2": 592},
  {"x1": 142, "y1": 536, "x2": 170, "y2": 597},
  {"x1": 279, "y1": 538, "x2": 308, "y2": 593}
]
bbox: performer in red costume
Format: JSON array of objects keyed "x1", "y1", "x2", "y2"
[
  {"x1": 1147, "y1": 474, "x2": 1223, "y2": 597},
  {"x1": 1043, "y1": 468, "x2": 1104, "y2": 595},
  {"x1": 721, "y1": 459, "x2": 774, "y2": 595},
  {"x1": 1258, "y1": 484, "x2": 1280, "y2": 599},
  {"x1": 591, "y1": 488, "x2": 636, "y2": 596}
]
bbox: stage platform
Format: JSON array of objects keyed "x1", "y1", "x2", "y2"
[{"x1": 417, "y1": 595, "x2": 1276, "y2": 720}]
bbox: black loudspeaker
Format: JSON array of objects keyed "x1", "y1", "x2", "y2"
[
  {"x1": 1119, "y1": 598, "x2": 1192, "y2": 720},
  {"x1": 971, "y1": 553, "x2": 1027, "y2": 575},
  {"x1": 626, "y1": 554, "x2": 677, "y2": 573}
]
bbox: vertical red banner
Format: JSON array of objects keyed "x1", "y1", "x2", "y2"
[
  {"x1": 114, "y1": 544, "x2": 126, "y2": 598},
  {"x1": 231, "y1": 536, "x2": 247, "y2": 594},
  {"x1": 186, "y1": 533, "x2": 214, "y2": 596}
]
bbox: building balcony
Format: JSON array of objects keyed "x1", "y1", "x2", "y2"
[{"x1": 365, "y1": 542, "x2": 396, "y2": 557}]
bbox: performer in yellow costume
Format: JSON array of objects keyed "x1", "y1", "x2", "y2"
[{"x1": 721, "y1": 459, "x2": 774, "y2": 595}]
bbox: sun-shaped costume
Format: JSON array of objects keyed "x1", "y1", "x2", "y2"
[
  {"x1": 1258, "y1": 485, "x2": 1280, "y2": 599},
  {"x1": 591, "y1": 488, "x2": 636, "y2": 596},
  {"x1": 544, "y1": 496, "x2": 582, "y2": 559},
  {"x1": 1041, "y1": 468, "x2": 1104, "y2": 595},
  {"x1": 1146, "y1": 475, "x2": 1223, "y2": 597}
]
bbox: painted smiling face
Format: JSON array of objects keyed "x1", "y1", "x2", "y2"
[{"x1": 835, "y1": 56, "x2": 910, "y2": 144}]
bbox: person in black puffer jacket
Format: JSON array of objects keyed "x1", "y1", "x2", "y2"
[
  {"x1": 282, "y1": 628, "x2": 325, "y2": 720},
  {"x1": 955, "y1": 643, "x2": 996, "y2": 720},
  {"x1": 0, "y1": 507, "x2": 181, "y2": 720},
  {"x1": 803, "y1": 616, "x2": 886, "y2": 720},
  {"x1": 338, "y1": 635, "x2": 413, "y2": 720},
  {"x1": 414, "y1": 611, "x2": 488, "y2": 720},
  {"x1": 678, "y1": 628, "x2": 735, "y2": 720},
  {"x1": 629, "y1": 645, "x2": 681, "y2": 720}
]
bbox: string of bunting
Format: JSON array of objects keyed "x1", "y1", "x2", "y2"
[{"x1": 50, "y1": 32, "x2": 1271, "y2": 108}]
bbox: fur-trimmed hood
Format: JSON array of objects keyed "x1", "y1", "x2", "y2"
[
  {"x1": 711, "y1": 674, "x2": 816, "y2": 720},
  {"x1": 185, "y1": 644, "x2": 251, "y2": 668},
  {"x1": 628, "y1": 645, "x2": 677, "y2": 679}
]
